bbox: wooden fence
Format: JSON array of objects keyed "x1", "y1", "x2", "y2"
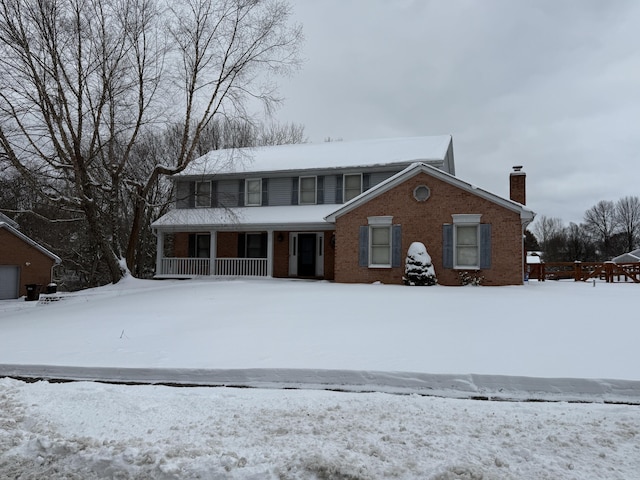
[{"x1": 528, "y1": 261, "x2": 640, "y2": 283}]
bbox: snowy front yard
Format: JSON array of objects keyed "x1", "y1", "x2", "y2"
[{"x1": 1, "y1": 278, "x2": 639, "y2": 478}]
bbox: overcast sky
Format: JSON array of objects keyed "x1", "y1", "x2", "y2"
[{"x1": 273, "y1": 0, "x2": 640, "y2": 226}]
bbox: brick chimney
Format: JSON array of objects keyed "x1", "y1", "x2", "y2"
[{"x1": 510, "y1": 165, "x2": 526, "y2": 205}]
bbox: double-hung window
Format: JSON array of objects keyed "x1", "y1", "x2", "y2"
[
  {"x1": 299, "y1": 176, "x2": 317, "y2": 205},
  {"x1": 195, "y1": 181, "x2": 211, "y2": 208},
  {"x1": 343, "y1": 174, "x2": 362, "y2": 202},
  {"x1": 245, "y1": 178, "x2": 262, "y2": 206},
  {"x1": 449, "y1": 214, "x2": 487, "y2": 270},
  {"x1": 368, "y1": 216, "x2": 393, "y2": 267}
]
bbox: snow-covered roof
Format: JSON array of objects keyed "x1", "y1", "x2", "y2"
[
  {"x1": 612, "y1": 250, "x2": 640, "y2": 263},
  {"x1": 324, "y1": 162, "x2": 536, "y2": 223},
  {"x1": 180, "y1": 135, "x2": 454, "y2": 177},
  {"x1": 0, "y1": 222, "x2": 61, "y2": 263},
  {"x1": 151, "y1": 205, "x2": 337, "y2": 231}
]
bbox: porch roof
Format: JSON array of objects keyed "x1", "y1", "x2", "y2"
[{"x1": 151, "y1": 205, "x2": 336, "y2": 232}]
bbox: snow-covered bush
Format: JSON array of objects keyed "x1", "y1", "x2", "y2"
[
  {"x1": 403, "y1": 242, "x2": 437, "y2": 286},
  {"x1": 458, "y1": 271, "x2": 484, "y2": 286}
]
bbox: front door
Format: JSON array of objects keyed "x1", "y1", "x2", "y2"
[{"x1": 297, "y1": 234, "x2": 316, "y2": 277}]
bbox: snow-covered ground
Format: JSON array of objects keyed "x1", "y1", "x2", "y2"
[{"x1": 1, "y1": 277, "x2": 639, "y2": 478}]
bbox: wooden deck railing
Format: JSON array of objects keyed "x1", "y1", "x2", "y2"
[
  {"x1": 158, "y1": 257, "x2": 268, "y2": 277},
  {"x1": 528, "y1": 261, "x2": 640, "y2": 283}
]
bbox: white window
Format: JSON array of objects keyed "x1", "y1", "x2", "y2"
[
  {"x1": 245, "y1": 178, "x2": 261, "y2": 206},
  {"x1": 299, "y1": 176, "x2": 317, "y2": 205},
  {"x1": 368, "y1": 216, "x2": 393, "y2": 267},
  {"x1": 453, "y1": 214, "x2": 481, "y2": 269},
  {"x1": 195, "y1": 181, "x2": 211, "y2": 208},
  {"x1": 343, "y1": 174, "x2": 362, "y2": 202}
]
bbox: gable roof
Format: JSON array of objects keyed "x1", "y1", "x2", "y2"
[
  {"x1": 180, "y1": 135, "x2": 455, "y2": 177},
  {"x1": 324, "y1": 162, "x2": 535, "y2": 223},
  {"x1": 0, "y1": 222, "x2": 62, "y2": 264}
]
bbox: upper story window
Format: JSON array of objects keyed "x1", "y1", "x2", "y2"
[
  {"x1": 195, "y1": 181, "x2": 211, "y2": 208},
  {"x1": 344, "y1": 174, "x2": 362, "y2": 202},
  {"x1": 299, "y1": 176, "x2": 317, "y2": 205},
  {"x1": 245, "y1": 178, "x2": 262, "y2": 206}
]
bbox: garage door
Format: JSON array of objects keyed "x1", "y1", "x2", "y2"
[{"x1": 0, "y1": 265, "x2": 20, "y2": 300}]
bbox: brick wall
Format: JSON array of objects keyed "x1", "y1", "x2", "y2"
[
  {"x1": 0, "y1": 229, "x2": 57, "y2": 297},
  {"x1": 334, "y1": 172, "x2": 524, "y2": 286}
]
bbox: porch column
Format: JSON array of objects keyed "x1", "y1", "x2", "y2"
[
  {"x1": 267, "y1": 230, "x2": 274, "y2": 277},
  {"x1": 209, "y1": 230, "x2": 217, "y2": 275},
  {"x1": 155, "y1": 230, "x2": 164, "y2": 276}
]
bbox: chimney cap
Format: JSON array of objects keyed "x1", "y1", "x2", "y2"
[{"x1": 512, "y1": 165, "x2": 523, "y2": 172}]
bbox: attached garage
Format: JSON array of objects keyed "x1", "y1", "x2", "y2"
[
  {"x1": 0, "y1": 215, "x2": 61, "y2": 300},
  {"x1": 0, "y1": 265, "x2": 20, "y2": 300}
]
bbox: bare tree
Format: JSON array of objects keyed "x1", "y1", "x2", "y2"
[
  {"x1": 0, "y1": 0, "x2": 302, "y2": 283},
  {"x1": 583, "y1": 200, "x2": 618, "y2": 259},
  {"x1": 614, "y1": 196, "x2": 640, "y2": 252},
  {"x1": 531, "y1": 215, "x2": 564, "y2": 249}
]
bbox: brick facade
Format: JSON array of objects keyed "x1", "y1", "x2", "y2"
[
  {"x1": 0, "y1": 228, "x2": 57, "y2": 297},
  {"x1": 334, "y1": 172, "x2": 524, "y2": 286}
]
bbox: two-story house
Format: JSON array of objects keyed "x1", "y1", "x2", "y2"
[{"x1": 151, "y1": 136, "x2": 535, "y2": 286}]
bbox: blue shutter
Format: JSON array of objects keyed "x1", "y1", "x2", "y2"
[
  {"x1": 237, "y1": 233, "x2": 246, "y2": 258},
  {"x1": 262, "y1": 178, "x2": 269, "y2": 206},
  {"x1": 392, "y1": 225, "x2": 402, "y2": 268},
  {"x1": 480, "y1": 224, "x2": 492, "y2": 269},
  {"x1": 359, "y1": 226, "x2": 369, "y2": 267},
  {"x1": 238, "y1": 179, "x2": 245, "y2": 207},
  {"x1": 188, "y1": 182, "x2": 196, "y2": 208},
  {"x1": 442, "y1": 224, "x2": 453, "y2": 269},
  {"x1": 363, "y1": 173, "x2": 371, "y2": 191},
  {"x1": 335, "y1": 175, "x2": 343, "y2": 203},
  {"x1": 211, "y1": 181, "x2": 218, "y2": 207},
  {"x1": 291, "y1": 177, "x2": 299, "y2": 205},
  {"x1": 317, "y1": 176, "x2": 324, "y2": 204}
]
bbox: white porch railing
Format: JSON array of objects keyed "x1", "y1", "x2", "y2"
[
  {"x1": 160, "y1": 257, "x2": 210, "y2": 276},
  {"x1": 214, "y1": 258, "x2": 268, "y2": 276},
  {"x1": 159, "y1": 257, "x2": 268, "y2": 277}
]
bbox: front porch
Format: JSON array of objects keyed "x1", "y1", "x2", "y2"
[{"x1": 154, "y1": 229, "x2": 334, "y2": 279}]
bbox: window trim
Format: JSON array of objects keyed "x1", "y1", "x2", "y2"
[
  {"x1": 195, "y1": 181, "x2": 211, "y2": 208},
  {"x1": 245, "y1": 178, "x2": 262, "y2": 207},
  {"x1": 452, "y1": 214, "x2": 482, "y2": 270},
  {"x1": 299, "y1": 175, "x2": 317, "y2": 205},
  {"x1": 343, "y1": 173, "x2": 363, "y2": 202},
  {"x1": 368, "y1": 216, "x2": 393, "y2": 268}
]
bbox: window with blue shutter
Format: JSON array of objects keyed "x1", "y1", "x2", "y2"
[
  {"x1": 262, "y1": 178, "x2": 269, "y2": 206},
  {"x1": 358, "y1": 226, "x2": 369, "y2": 267},
  {"x1": 291, "y1": 177, "x2": 299, "y2": 205},
  {"x1": 317, "y1": 176, "x2": 324, "y2": 204},
  {"x1": 479, "y1": 224, "x2": 492, "y2": 269},
  {"x1": 442, "y1": 224, "x2": 453, "y2": 269},
  {"x1": 238, "y1": 179, "x2": 245, "y2": 207},
  {"x1": 391, "y1": 225, "x2": 402, "y2": 268}
]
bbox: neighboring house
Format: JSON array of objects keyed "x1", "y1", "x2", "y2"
[
  {"x1": 0, "y1": 213, "x2": 61, "y2": 299},
  {"x1": 151, "y1": 136, "x2": 535, "y2": 286},
  {"x1": 612, "y1": 249, "x2": 640, "y2": 264}
]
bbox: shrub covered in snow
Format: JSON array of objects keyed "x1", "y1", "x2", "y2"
[
  {"x1": 458, "y1": 270, "x2": 484, "y2": 286},
  {"x1": 403, "y1": 242, "x2": 437, "y2": 286}
]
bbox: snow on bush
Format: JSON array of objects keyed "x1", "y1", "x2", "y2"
[{"x1": 403, "y1": 242, "x2": 437, "y2": 286}]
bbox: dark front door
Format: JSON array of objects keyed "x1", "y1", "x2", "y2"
[{"x1": 298, "y1": 234, "x2": 316, "y2": 277}]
